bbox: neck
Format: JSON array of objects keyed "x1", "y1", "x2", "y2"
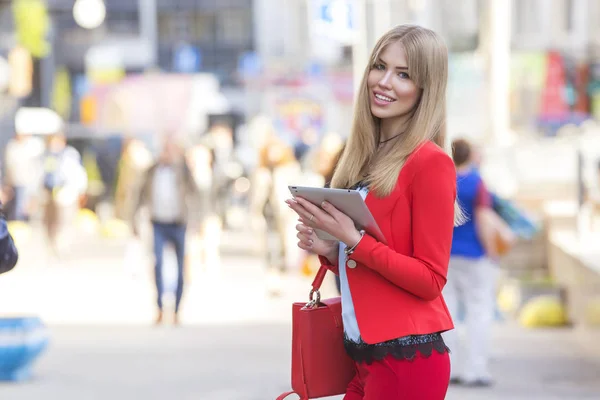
[
  {"x1": 456, "y1": 164, "x2": 472, "y2": 174},
  {"x1": 379, "y1": 116, "x2": 410, "y2": 142}
]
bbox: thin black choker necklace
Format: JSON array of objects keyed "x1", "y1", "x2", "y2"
[{"x1": 379, "y1": 132, "x2": 403, "y2": 145}]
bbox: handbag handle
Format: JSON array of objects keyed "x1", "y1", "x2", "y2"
[
  {"x1": 311, "y1": 265, "x2": 328, "y2": 291},
  {"x1": 276, "y1": 390, "x2": 306, "y2": 400},
  {"x1": 305, "y1": 265, "x2": 328, "y2": 309}
]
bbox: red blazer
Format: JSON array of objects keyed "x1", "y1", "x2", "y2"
[{"x1": 320, "y1": 141, "x2": 456, "y2": 344}]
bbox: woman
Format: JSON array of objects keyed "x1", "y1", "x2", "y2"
[{"x1": 286, "y1": 25, "x2": 460, "y2": 399}]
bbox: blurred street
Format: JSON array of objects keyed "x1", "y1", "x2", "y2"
[
  {"x1": 1, "y1": 228, "x2": 599, "y2": 400},
  {"x1": 1, "y1": 0, "x2": 600, "y2": 398},
  {"x1": 1, "y1": 325, "x2": 600, "y2": 400}
]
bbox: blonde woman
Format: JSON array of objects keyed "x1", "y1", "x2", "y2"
[{"x1": 287, "y1": 25, "x2": 459, "y2": 399}]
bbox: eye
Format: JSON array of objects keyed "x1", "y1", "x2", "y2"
[
  {"x1": 373, "y1": 63, "x2": 385, "y2": 71},
  {"x1": 398, "y1": 72, "x2": 410, "y2": 79}
]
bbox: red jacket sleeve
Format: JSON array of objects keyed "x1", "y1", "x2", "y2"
[{"x1": 348, "y1": 152, "x2": 456, "y2": 300}]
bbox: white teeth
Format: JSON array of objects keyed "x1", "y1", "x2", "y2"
[{"x1": 375, "y1": 93, "x2": 394, "y2": 102}]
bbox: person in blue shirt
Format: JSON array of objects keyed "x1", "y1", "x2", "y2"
[{"x1": 442, "y1": 138, "x2": 499, "y2": 388}]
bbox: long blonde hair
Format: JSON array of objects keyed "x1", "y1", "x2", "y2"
[{"x1": 331, "y1": 24, "x2": 464, "y2": 225}]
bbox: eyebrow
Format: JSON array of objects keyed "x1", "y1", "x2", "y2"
[{"x1": 377, "y1": 58, "x2": 408, "y2": 70}]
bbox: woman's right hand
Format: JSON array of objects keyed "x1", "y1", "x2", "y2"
[{"x1": 296, "y1": 223, "x2": 339, "y2": 265}]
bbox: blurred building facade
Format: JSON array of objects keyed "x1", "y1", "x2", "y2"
[
  {"x1": 0, "y1": 0, "x2": 253, "y2": 128},
  {"x1": 0, "y1": 0, "x2": 599, "y2": 144},
  {"x1": 44, "y1": 0, "x2": 253, "y2": 81}
]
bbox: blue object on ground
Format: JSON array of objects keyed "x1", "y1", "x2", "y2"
[{"x1": 0, "y1": 317, "x2": 50, "y2": 381}]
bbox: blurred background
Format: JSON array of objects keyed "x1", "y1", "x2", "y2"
[{"x1": 0, "y1": 0, "x2": 599, "y2": 399}]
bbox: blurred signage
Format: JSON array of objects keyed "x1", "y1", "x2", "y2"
[
  {"x1": 238, "y1": 51, "x2": 262, "y2": 79},
  {"x1": 87, "y1": 68, "x2": 125, "y2": 85},
  {"x1": 310, "y1": 0, "x2": 357, "y2": 45},
  {"x1": 173, "y1": 44, "x2": 201, "y2": 73},
  {"x1": 12, "y1": 0, "x2": 50, "y2": 58},
  {"x1": 274, "y1": 96, "x2": 324, "y2": 140},
  {"x1": 306, "y1": 61, "x2": 324, "y2": 78},
  {"x1": 539, "y1": 51, "x2": 569, "y2": 118},
  {"x1": 74, "y1": 74, "x2": 90, "y2": 98},
  {"x1": 85, "y1": 43, "x2": 124, "y2": 85},
  {"x1": 80, "y1": 95, "x2": 97, "y2": 125},
  {"x1": 85, "y1": 38, "x2": 154, "y2": 71},
  {"x1": 329, "y1": 71, "x2": 354, "y2": 103},
  {"x1": 8, "y1": 46, "x2": 33, "y2": 98}
]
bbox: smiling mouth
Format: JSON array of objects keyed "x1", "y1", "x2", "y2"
[{"x1": 374, "y1": 93, "x2": 396, "y2": 102}]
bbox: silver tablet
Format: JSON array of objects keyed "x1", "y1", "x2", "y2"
[{"x1": 288, "y1": 185, "x2": 387, "y2": 244}]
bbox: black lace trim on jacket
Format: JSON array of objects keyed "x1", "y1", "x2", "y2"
[{"x1": 343, "y1": 333, "x2": 449, "y2": 364}]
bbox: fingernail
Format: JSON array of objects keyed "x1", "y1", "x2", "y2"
[
  {"x1": 307, "y1": 229, "x2": 313, "y2": 234},
  {"x1": 321, "y1": 201, "x2": 328, "y2": 207},
  {"x1": 308, "y1": 240, "x2": 313, "y2": 246}
]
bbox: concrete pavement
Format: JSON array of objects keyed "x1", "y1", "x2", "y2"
[
  {"x1": 0, "y1": 324, "x2": 599, "y2": 400},
  {"x1": 0, "y1": 228, "x2": 599, "y2": 399},
  {"x1": 0, "y1": 228, "x2": 337, "y2": 326}
]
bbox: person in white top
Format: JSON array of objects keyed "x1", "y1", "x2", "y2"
[
  {"x1": 134, "y1": 137, "x2": 197, "y2": 325},
  {"x1": 41, "y1": 132, "x2": 87, "y2": 258},
  {"x1": 3, "y1": 132, "x2": 44, "y2": 221}
]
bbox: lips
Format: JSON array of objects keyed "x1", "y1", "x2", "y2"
[{"x1": 372, "y1": 91, "x2": 396, "y2": 106}]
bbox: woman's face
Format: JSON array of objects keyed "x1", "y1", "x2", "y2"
[{"x1": 367, "y1": 41, "x2": 420, "y2": 121}]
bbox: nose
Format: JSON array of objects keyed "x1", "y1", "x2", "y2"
[{"x1": 378, "y1": 71, "x2": 393, "y2": 90}]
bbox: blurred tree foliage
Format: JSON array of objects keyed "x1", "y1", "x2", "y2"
[{"x1": 12, "y1": 0, "x2": 50, "y2": 58}]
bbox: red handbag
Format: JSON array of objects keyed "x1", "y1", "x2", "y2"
[{"x1": 277, "y1": 266, "x2": 356, "y2": 400}]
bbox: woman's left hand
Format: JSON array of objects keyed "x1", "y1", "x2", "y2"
[{"x1": 285, "y1": 197, "x2": 362, "y2": 247}]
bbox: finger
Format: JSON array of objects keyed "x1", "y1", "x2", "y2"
[
  {"x1": 298, "y1": 241, "x2": 312, "y2": 251},
  {"x1": 320, "y1": 201, "x2": 344, "y2": 221},
  {"x1": 294, "y1": 197, "x2": 332, "y2": 223},
  {"x1": 296, "y1": 224, "x2": 314, "y2": 235},
  {"x1": 297, "y1": 232, "x2": 313, "y2": 244},
  {"x1": 286, "y1": 199, "x2": 312, "y2": 221},
  {"x1": 298, "y1": 217, "x2": 309, "y2": 225}
]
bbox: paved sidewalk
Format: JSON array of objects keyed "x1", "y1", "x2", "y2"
[
  {"x1": 0, "y1": 228, "x2": 599, "y2": 399},
  {"x1": 0, "y1": 324, "x2": 598, "y2": 400}
]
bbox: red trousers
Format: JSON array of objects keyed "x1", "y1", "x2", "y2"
[{"x1": 343, "y1": 351, "x2": 450, "y2": 400}]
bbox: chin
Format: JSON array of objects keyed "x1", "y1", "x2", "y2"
[{"x1": 370, "y1": 105, "x2": 394, "y2": 119}]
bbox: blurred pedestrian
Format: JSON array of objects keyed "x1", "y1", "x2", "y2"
[
  {"x1": 185, "y1": 143, "x2": 219, "y2": 271},
  {"x1": 134, "y1": 137, "x2": 197, "y2": 326},
  {"x1": 294, "y1": 127, "x2": 319, "y2": 167},
  {"x1": 114, "y1": 139, "x2": 153, "y2": 224},
  {"x1": 442, "y1": 138, "x2": 504, "y2": 387},
  {"x1": 41, "y1": 131, "x2": 87, "y2": 258},
  {"x1": 254, "y1": 135, "x2": 304, "y2": 296},
  {"x1": 287, "y1": 25, "x2": 459, "y2": 399},
  {"x1": 3, "y1": 131, "x2": 44, "y2": 221},
  {"x1": 0, "y1": 201, "x2": 18, "y2": 275},
  {"x1": 205, "y1": 123, "x2": 237, "y2": 226}
]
